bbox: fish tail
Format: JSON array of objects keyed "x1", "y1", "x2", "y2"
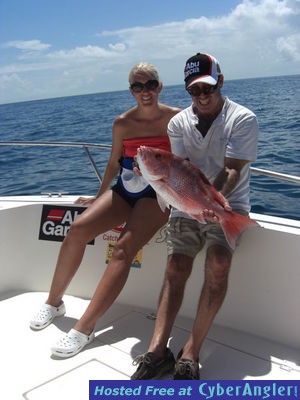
[{"x1": 220, "y1": 212, "x2": 260, "y2": 250}]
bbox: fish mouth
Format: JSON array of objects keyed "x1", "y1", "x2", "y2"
[
  {"x1": 136, "y1": 146, "x2": 167, "y2": 180},
  {"x1": 136, "y1": 146, "x2": 152, "y2": 163},
  {"x1": 136, "y1": 146, "x2": 147, "y2": 163},
  {"x1": 137, "y1": 145, "x2": 149, "y2": 153}
]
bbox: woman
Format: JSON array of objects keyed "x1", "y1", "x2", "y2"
[{"x1": 30, "y1": 62, "x2": 180, "y2": 358}]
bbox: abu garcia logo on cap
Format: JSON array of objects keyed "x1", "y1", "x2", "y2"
[{"x1": 184, "y1": 61, "x2": 200, "y2": 79}]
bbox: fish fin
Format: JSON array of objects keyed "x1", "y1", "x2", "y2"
[
  {"x1": 157, "y1": 194, "x2": 169, "y2": 212},
  {"x1": 220, "y1": 212, "x2": 260, "y2": 250}
]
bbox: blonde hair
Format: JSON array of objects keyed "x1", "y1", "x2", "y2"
[{"x1": 128, "y1": 62, "x2": 160, "y2": 84}]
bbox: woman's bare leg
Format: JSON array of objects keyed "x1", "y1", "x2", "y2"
[
  {"x1": 46, "y1": 190, "x2": 131, "y2": 306},
  {"x1": 74, "y1": 198, "x2": 169, "y2": 335}
]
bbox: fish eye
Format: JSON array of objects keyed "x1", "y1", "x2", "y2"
[{"x1": 155, "y1": 153, "x2": 162, "y2": 159}]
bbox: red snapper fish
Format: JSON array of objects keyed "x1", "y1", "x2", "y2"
[{"x1": 136, "y1": 146, "x2": 259, "y2": 249}]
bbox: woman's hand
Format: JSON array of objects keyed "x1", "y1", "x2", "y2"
[
  {"x1": 132, "y1": 160, "x2": 142, "y2": 176},
  {"x1": 74, "y1": 196, "x2": 96, "y2": 206}
]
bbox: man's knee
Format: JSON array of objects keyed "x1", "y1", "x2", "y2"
[{"x1": 165, "y1": 254, "x2": 193, "y2": 285}]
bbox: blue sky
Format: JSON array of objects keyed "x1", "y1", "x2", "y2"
[{"x1": 0, "y1": 0, "x2": 299, "y2": 104}]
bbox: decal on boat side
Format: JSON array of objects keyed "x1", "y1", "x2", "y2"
[
  {"x1": 38, "y1": 204, "x2": 95, "y2": 244},
  {"x1": 103, "y1": 225, "x2": 143, "y2": 269},
  {"x1": 105, "y1": 242, "x2": 142, "y2": 269}
]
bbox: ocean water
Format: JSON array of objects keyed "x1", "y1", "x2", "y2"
[{"x1": 0, "y1": 75, "x2": 299, "y2": 220}]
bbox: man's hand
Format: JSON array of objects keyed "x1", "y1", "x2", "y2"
[
  {"x1": 223, "y1": 199, "x2": 232, "y2": 212},
  {"x1": 202, "y1": 199, "x2": 232, "y2": 223},
  {"x1": 202, "y1": 209, "x2": 219, "y2": 223}
]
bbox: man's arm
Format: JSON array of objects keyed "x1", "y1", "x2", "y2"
[
  {"x1": 213, "y1": 157, "x2": 249, "y2": 197},
  {"x1": 203, "y1": 157, "x2": 249, "y2": 220}
]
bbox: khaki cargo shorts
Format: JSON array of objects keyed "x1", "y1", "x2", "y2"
[{"x1": 166, "y1": 212, "x2": 247, "y2": 258}]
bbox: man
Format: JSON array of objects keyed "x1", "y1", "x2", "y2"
[{"x1": 131, "y1": 52, "x2": 259, "y2": 380}]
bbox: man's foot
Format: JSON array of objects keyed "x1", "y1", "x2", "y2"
[
  {"x1": 173, "y1": 349, "x2": 200, "y2": 380},
  {"x1": 131, "y1": 348, "x2": 175, "y2": 380}
]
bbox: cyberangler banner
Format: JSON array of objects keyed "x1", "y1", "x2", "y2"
[{"x1": 89, "y1": 380, "x2": 299, "y2": 400}]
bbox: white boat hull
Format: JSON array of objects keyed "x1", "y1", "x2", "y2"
[
  {"x1": 1, "y1": 196, "x2": 300, "y2": 347},
  {"x1": 1, "y1": 196, "x2": 299, "y2": 398}
]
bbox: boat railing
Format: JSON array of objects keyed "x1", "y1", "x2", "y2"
[
  {"x1": 0, "y1": 140, "x2": 111, "y2": 184},
  {"x1": 1, "y1": 140, "x2": 300, "y2": 185}
]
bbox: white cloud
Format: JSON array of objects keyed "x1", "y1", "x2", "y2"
[
  {"x1": 108, "y1": 43, "x2": 126, "y2": 52},
  {"x1": 47, "y1": 45, "x2": 112, "y2": 60},
  {"x1": 277, "y1": 33, "x2": 300, "y2": 61},
  {"x1": 102, "y1": 0, "x2": 300, "y2": 83},
  {"x1": 0, "y1": 62, "x2": 55, "y2": 74},
  {"x1": 3, "y1": 40, "x2": 51, "y2": 52},
  {"x1": 1, "y1": 0, "x2": 300, "y2": 103}
]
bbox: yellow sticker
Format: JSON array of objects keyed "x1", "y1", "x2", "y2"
[{"x1": 105, "y1": 242, "x2": 142, "y2": 269}]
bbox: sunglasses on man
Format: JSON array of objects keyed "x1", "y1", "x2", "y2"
[{"x1": 187, "y1": 79, "x2": 219, "y2": 97}]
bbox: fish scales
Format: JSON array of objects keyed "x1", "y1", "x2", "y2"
[{"x1": 136, "y1": 146, "x2": 260, "y2": 249}]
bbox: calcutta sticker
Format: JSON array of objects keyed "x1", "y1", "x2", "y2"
[
  {"x1": 105, "y1": 242, "x2": 142, "y2": 269},
  {"x1": 39, "y1": 204, "x2": 94, "y2": 244}
]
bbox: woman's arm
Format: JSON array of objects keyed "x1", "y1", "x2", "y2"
[{"x1": 75, "y1": 117, "x2": 125, "y2": 205}]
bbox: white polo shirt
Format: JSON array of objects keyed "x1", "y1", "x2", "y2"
[{"x1": 167, "y1": 97, "x2": 259, "y2": 216}]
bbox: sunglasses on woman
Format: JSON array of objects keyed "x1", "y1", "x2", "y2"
[
  {"x1": 187, "y1": 80, "x2": 219, "y2": 97},
  {"x1": 130, "y1": 80, "x2": 159, "y2": 93}
]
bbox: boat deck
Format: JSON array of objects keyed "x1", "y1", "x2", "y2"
[{"x1": 2, "y1": 291, "x2": 300, "y2": 399}]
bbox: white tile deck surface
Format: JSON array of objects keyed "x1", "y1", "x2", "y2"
[{"x1": 1, "y1": 292, "x2": 299, "y2": 400}]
